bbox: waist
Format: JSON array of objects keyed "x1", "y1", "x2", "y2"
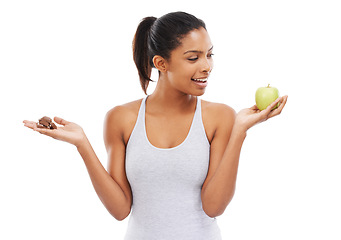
[{"x1": 125, "y1": 207, "x2": 221, "y2": 240}]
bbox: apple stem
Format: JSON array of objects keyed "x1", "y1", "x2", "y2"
[{"x1": 267, "y1": 84, "x2": 270, "y2": 88}]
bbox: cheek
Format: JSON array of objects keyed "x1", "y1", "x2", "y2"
[{"x1": 172, "y1": 63, "x2": 195, "y2": 79}]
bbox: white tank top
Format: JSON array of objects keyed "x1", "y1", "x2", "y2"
[{"x1": 125, "y1": 96, "x2": 222, "y2": 240}]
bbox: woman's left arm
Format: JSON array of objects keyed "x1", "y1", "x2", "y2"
[{"x1": 201, "y1": 95, "x2": 288, "y2": 218}]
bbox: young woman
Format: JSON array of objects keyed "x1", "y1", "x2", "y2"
[{"x1": 24, "y1": 12, "x2": 288, "y2": 240}]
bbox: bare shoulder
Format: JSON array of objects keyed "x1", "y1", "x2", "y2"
[
  {"x1": 201, "y1": 99, "x2": 236, "y2": 124},
  {"x1": 104, "y1": 99, "x2": 143, "y2": 146},
  {"x1": 201, "y1": 99, "x2": 236, "y2": 142},
  {"x1": 105, "y1": 99, "x2": 142, "y2": 120}
]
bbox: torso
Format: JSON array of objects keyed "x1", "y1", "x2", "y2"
[
  {"x1": 123, "y1": 96, "x2": 223, "y2": 239},
  {"x1": 119, "y1": 98, "x2": 219, "y2": 148},
  {"x1": 104, "y1": 95, "x2": 235, "y2": 228}
]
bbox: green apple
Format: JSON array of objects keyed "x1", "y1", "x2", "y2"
[{"x1": 255, "y1": 84, "x2": 280, "y2": 110}]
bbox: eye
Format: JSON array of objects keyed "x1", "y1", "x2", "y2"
[
  {"x1": 208, "y1": 53, "x2": 214, "y2": 58},
  {"x1": 188, "y1": 57, "x2": 198, "y2": 61}
]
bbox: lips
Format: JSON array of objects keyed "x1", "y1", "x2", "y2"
[
  {"x1": 191, "y1": 77, "x2": 208, "y2": 88},
  {"x1": 191, "y1": 77, "x2": 208, "y2": 83}
]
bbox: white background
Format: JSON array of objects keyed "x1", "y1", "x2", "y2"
[{"x1": 1, "y1": 0, "x2": 340, "y2": 239}]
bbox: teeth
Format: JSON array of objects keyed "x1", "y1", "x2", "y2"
[{"x1": 192, "y1": 78, "x2": 208, "y2": 82}]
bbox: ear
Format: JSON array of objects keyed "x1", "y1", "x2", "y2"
[{"x1": 152, "y1": 55, "x2": 167, "y2": 72}]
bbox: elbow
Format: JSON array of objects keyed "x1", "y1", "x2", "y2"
[
  {"x1": 202, "y1": 193, "x2": 235, "y2": 218},
  {"x1": 106, "y1": 203, "x2": 131, "y2": 221},
  {"x1": 115, "y1": 210, "x2": 131, "y2": 221},
  {"x1": 111, "y1": 207, "x2": 131, "y2": 221},
  {"x1": 203, "y1": 205, "x2": 225, "y2": 218}
]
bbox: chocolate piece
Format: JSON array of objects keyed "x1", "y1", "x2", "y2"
[
  {"x1": 37, "y1": 116, "x2": 57, "y2": 130},
  {"x1": 39, "y1": 117, "x2": 51, "y2": 127},
  {"x1": 50, "y1": 122, "x2": 57, "y2": 129}
]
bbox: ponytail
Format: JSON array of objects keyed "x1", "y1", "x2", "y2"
[{"x1": 132, "y1": 16, "x2": 157, "y2": 95}]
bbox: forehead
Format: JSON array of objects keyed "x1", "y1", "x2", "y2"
[{"x1": 177, "y1": 27, "x2": 213, "y2": 52}]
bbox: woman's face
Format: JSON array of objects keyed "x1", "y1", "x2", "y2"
[{"x1": 164, "y1": 27, "x2": 214, "y2": 96}]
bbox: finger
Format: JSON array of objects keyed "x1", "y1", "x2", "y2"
[
  {"x1": 260, "y1": 97, "x2": 283, "y2": 118},
  {"x1": 270, "y1": 96, "x2": 283, "y2": 110},
  {"x1": 23, "y1": 120, "x2": 38, "y2": 130},
  {"x1": 277, "y1": 95, "x2": 288, "y2": 112},
  {"x1": 54, "y1": 117, "x2": 70, "y2": 126},
  {"x1": 268, "y1": 95, "x2": 288, "y2": 118},
  {"x1": 23, "y1": 120, "x2": 36, "y2": 125}
]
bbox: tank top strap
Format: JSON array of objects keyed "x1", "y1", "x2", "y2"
[
  {"x1": 127, "y1": 96, "x2": 148, "y2": 143},
  {"x1": 134, "y1": 96, "x2": 147, "y2": 127},
  {"x1": 189, "y1": 97, "x2": 209, "y2": 144},
  {"x1": 195, "y1": 96, "x2": 202, "y2": 121},
  {"x1": 139, "y1": 96, "x2": 147, "y2": 118}
]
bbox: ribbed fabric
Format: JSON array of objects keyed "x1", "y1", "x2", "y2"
[{"x1": 125, "y1": 96, "x2": 222, "y2": 240}]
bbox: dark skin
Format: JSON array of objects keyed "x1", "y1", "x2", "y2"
[{"x1": 23, "y1": 27, "x2": 288, "y2": 220}]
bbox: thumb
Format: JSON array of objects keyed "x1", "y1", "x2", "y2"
[{"x1": 54, "y1": 117, "x2": 70, "y2": 126}]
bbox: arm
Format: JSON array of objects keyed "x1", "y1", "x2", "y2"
[
  {"x1": 201, "y1": 96, "x2": 288, "y2": 218},
  {"x1": 77, "y1": 132, "x2": 131, "y2": 221},
  {"x1": 23, "y1": 109, "x2": 132, "y2": 221}
]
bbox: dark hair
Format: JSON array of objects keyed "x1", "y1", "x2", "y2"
[{"x1": 132, "y1": 12, "x2": 206, "y2": 94}]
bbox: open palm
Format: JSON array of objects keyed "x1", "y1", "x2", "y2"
[
  {"x1": 23, "y1": 117, "x2": 86, "y2": 147},
  {"x1": 235, "y1": 95, "x2": 288, "y2": 132}
]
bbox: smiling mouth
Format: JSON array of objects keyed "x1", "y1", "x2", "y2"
[{"x1": 191, "y1": 78, "x2": 208, "y2": 83}]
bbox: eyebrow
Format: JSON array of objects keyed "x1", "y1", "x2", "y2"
[{"x1": 184, "y1": 46, "x2": 214, "y2": 55}]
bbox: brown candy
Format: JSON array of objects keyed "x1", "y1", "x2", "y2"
[
  {"x1": 50, "y1": 122, "x2": 57, "y2": 129},
  {"x1": 37, "y1": 116, "x2": 57, "y2": 130}
]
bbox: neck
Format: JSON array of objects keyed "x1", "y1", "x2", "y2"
[{"x1": 147, "y1": 77, "x2": 196, "y2": 113}]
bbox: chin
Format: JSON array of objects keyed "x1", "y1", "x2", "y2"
[
  {"x1": 190, "y1": 89, "x2": 206, "y2": 97},
  {"x1": 196, "y1": 91, "x2": 205, "y2": 97},
  {"x1": 179, "y1": 86, "x2": 207, "y2": 97}
]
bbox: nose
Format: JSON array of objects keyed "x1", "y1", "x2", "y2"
[{"x1": 201, "y1": 57, "x2": 213, "y2": 73}]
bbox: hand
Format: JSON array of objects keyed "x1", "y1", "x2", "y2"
[
  {"x1": 234, "y1": 95, "x2": 288, "y2": 132},
  {"x1": 23, "y1": 117, "x2": 87, "y2": 147}
]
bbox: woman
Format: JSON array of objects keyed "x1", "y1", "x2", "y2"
[{"x1": 24, "y1": 12, "x2": 288, "y2": 240}]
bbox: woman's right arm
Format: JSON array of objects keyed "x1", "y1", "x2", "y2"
[{"x1": 23, "y1": 108, "x2": 132, "y2": 221}]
